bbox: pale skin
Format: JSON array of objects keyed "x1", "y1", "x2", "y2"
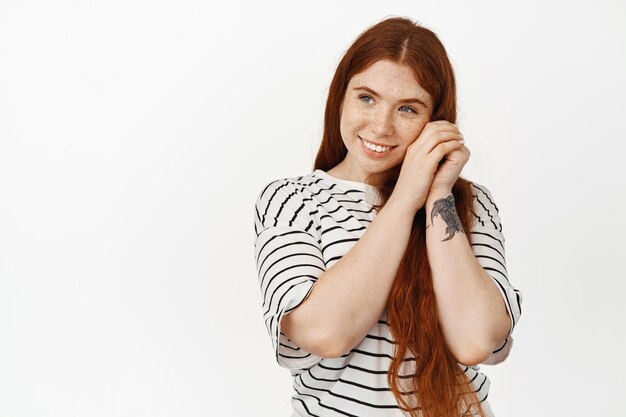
[{"x1": 281, "y1": 60, "x2": 510, "y2": 365}]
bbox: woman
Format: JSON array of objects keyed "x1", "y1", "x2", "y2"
[{"x1": 253, "y1": 16, "x2": 522, "y2": 417}]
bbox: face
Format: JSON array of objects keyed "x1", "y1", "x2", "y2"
[{"x1": 335, "y1": 59, "x2": 433, "y2": 183}]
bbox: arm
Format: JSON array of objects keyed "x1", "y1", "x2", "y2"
[
  {"x1": 255, "y1": 178, "x2": 418, "y2": 364},
  {"x1": 425, "y1": 188, "x2": 511, "y2": 366},
  {"x1": 254, "y1": 180, "x2": 328, "y2": 369},
  {"x1": 281, "y1": 196, "x2": 416, "y2": 357}
]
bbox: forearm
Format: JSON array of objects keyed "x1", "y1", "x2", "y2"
[
  {"x1": 283, "y1": 197, "x2": 415, "y2": 357},
  {"x1": 425, "y1": 189, "x2": 511, "y2": 364}
]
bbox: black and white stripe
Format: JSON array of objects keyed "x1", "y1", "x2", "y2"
[{"x1": 253, "y1": 169, "x2": 522, "y2": 416}]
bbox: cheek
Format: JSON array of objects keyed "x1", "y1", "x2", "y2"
[
  {"x1": 413, "y1": 119, "x2": 429, "y2": 135},
  {"x1": 398, "y1": 119, "x2": 427, "y2": 143},
  {"x1": 339, "y1": 104, "x2": 364, "y2": 135}
]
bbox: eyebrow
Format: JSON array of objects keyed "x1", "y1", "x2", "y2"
[{"x1": 353, "y1": 85, "x2": 428, "y2": 108}]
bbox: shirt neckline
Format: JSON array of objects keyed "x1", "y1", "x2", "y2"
[{"x1": 312, "y1": 169, "x2": 375, "y2": 192}]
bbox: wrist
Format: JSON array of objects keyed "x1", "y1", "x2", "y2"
[
  {"x1": 426, "y1": 187, "x2": 453, "y2": 203},
  {"x1": 386, "y1": 194, "x2": 422, "y2": 218}
]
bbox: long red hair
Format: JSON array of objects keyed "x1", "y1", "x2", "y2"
[{"x1": 314, "y1": 17, "x2": 484, "y2": 417}]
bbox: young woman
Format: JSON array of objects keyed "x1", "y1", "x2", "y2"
[{"x1": 253, "y1": 16, "x2": 522, "y2": 417}]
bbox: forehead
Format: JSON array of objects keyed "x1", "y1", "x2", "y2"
[{"x1": 348, "y1": 60, "x2": 431, "y2": 105}]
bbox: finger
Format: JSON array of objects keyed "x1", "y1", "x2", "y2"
[
  {"x1": 441, "y1": 147, "x2": 469, "y2": 161},
  {"x1": 416, "y1": 122, "x2": 463, "y2": 145},
  {"x1": 417, "y1": 130, "x2": 464, "y2": 154},
  {"x1": 429, "y1": 139, "x2": 465, "y2": 162},
  {"x1": 424, "y1": 120, "x2": 461, "y2": 133},
  {"x1": 426, "y1": 120, "x2": 458, "y2": 128}
]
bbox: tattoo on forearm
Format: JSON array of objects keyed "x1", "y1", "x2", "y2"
[{"x1": 430, "y1": 194, "x2": 465, "y2": 241}]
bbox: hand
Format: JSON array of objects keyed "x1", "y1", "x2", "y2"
[
  {"x1": 390, "y1": 121, "x2": 466, "y2": 213},
  {"x1": 429, "y1": 134, "x2": 470, "y2": 196}
]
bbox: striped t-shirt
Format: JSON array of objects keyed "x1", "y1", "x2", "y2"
[{"x1": 253, "y1": 169, "x2": 522, "y2": 417}]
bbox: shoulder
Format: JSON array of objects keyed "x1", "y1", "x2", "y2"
[
  {"x1": 255, "y1": 172, "x2": 318, "y2": 206},
  {"x1": 254, "y1": 172, "x2": 319, "y2": 234},
  {"x1": 467, "y1": 181, "x2": 503, "y2": 232},
  {"x1": 469, "y1": 182, "x2": 498, "y2": 209}
]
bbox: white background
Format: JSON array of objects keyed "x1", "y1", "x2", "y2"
[{"x1": 1, "y1": 0, "x2": 625, "y2": 416}]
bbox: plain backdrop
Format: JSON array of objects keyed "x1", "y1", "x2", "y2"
[{"x1": 1, "y1": 0, "x2": 625, "y2": 416}]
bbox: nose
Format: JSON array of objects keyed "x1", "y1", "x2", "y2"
[{"x1": 370, "y1": 107, "x2": 394, "y2": 137}]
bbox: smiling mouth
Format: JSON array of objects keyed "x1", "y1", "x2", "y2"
[{"x1": 359, "y1": 136, "x2": 396, "y2": 153}]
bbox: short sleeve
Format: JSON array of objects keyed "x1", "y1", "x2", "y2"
[
  {"x1": 469, "y1": 183, "x2": 523, "y2": 365},
  {"x1": 253, "y1": 179, "x2": 326, "y2": 370}
]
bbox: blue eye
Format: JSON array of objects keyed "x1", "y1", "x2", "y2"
[
  {"x1": 399, "y1": 105, "x2": 416, "y2": 114},
  {"x1": 358, "y1": 94, "x2": 374, "y2": 104}
]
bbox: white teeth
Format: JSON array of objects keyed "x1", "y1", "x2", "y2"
[{"x1": 362, "y1": 138, "x2": 391, "y2": 153}]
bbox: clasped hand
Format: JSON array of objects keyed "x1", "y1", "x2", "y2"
[{"x1": 391, "y1": 121, "x2": 469, "y2": 213}]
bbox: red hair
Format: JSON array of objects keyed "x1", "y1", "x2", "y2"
[{"x1": 314, "y1": 17, "x2": 484, "y2": 417}]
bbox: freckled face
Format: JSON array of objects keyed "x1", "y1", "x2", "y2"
[{"x1": 336, "y1": 60, "x2": 433, "y2": 183}]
